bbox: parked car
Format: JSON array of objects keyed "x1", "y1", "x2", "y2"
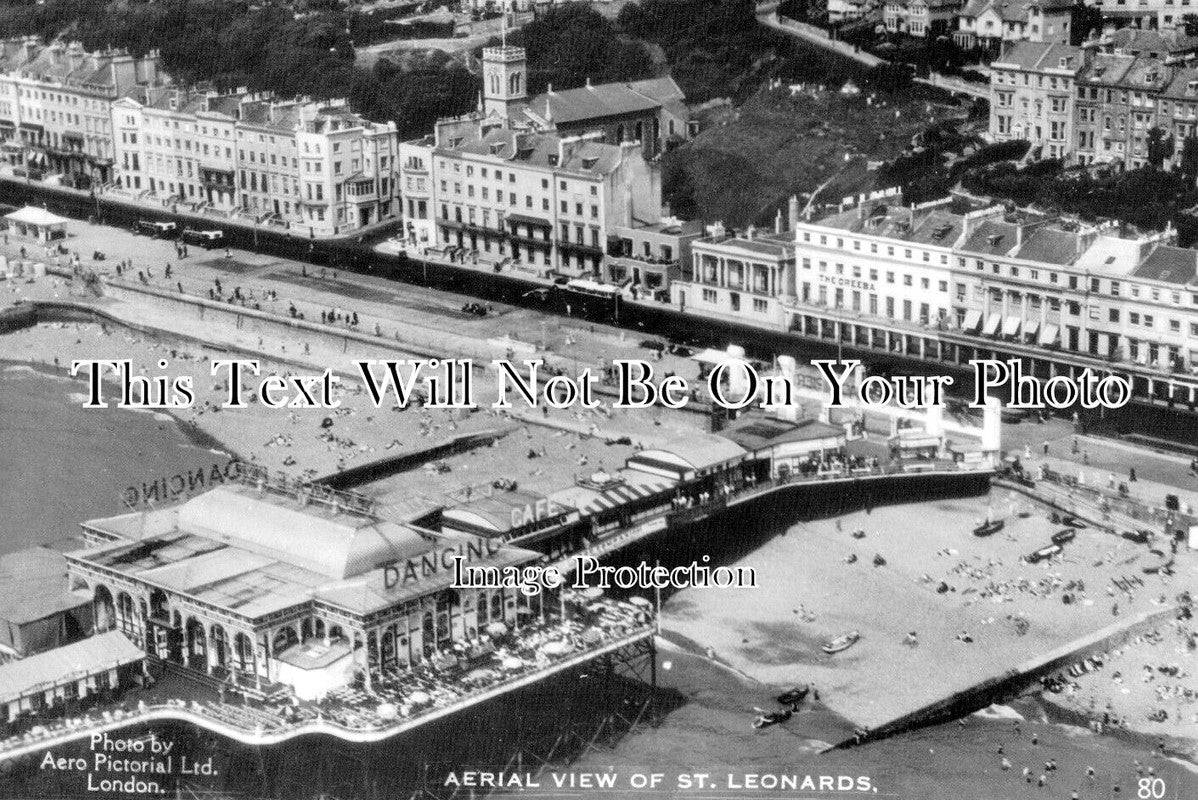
[
  {"x1": 135, "y1": 220, "x2": 177, "y2": 238},
  {"x1": 181, "y1": 228, "x2": 223, "y2": 249},
  {"x1": 1121, "y1": 529, "x2": 1152, "y2": 544}
]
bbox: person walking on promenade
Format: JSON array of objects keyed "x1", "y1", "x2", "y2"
[{"x1": 1043, "y1": 440, "x2": 1049, "y2": 455}]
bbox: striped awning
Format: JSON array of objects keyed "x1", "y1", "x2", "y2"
[{"x1": 577, "y1": 479, "x2": 673, "y2": 516}]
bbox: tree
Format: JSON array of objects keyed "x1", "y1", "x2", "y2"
[
  {"x1": 1180, "y1": 135, "x2": 1198, "y2": 183},
  {"x1": 1146, "y1": 127, "x2": 1175, "y2": 170}
]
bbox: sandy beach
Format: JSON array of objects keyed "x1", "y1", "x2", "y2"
[
  {"x1": 663, "y1": 491, "x2": 1198, "y2": 734},
  {"x1": 0, "y1": 320, "x2": 684, "y2": 496}
]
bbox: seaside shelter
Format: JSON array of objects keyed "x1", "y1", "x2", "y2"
[
  {"x1": 4, "y1": 206, "x2": 68, "y2": 242},
  {"x1": 0, "y1": 630, "x2": 145, "y2": 724},
  {"x1": 723, "y1": 416, "x2": 847, "y2": 478}
]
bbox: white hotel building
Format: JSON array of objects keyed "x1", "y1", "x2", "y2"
[
  {"x1": 398, "y1": 117, "x2": 661, "y2": 278},
  {"x1": 765, "y1": 195, "x2": 1198, "y2": 408},
  {"x1": 111, "y1": 89, "x2": 399, "y2": 238}
]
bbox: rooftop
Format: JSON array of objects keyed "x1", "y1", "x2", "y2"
[
  {"x1": 696, "y1": 233, "x2": 795, "y2": 260},
  {"x1": 1132, "y1": 244, "x2": 1198, "y2": 285},
  {"x1": 722, "y1": 417, "x2": 846, "y2": 453},
  {"x1": 526, "y1": 79, "x2": 668, "y2": 126},
  {"x1": 436, "y1": 126, "x2": 625, "y2": 176},
  {"x1": 0, "y1": 547, "x2": 89, "y2": 626},
  {"x1": 993, "y1": 40, "x2": 1083, "y2": 72},
  {"x1": 0, "y1": 631, "x2": 144, "y2": 704},
  {"x1": 1010, "y1": 226, "x2": 1084, "y2": 266},
  {"x1": 815, "y1": 203, "x2": 966, "y2": 247},
  {"x1": 73, "y1": 482, "x2": 545, "y2": 620}
]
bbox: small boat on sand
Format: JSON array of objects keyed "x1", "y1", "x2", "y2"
[
  {"x1": 973, "y1": 511, "x2": 1005, "y2": 536},
  {"x1": 822, "y1": 631, "x2": 860, "y2": 655},
  {"x1": 751, "y1": 705, "x2": 793, "y2": 729},
  {"x1": 776, "y1": 686, "x2": 809, "y2": 705}
]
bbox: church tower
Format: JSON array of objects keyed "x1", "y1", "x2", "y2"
[{"x1": 482, "y1": 45, "x2": 527, "y2": 119}]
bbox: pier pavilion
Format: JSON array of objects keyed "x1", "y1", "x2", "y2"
[{"x1": 64, "y1": 469, "x2": 543, "y2": 701}]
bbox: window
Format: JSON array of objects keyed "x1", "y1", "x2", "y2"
[{"x1": 702, "y1": 288, "x2": 717, "y2": 303}]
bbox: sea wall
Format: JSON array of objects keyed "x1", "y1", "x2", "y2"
[
  {"x1": 0, "y1": 304, "x2": 36, "y2": 334},
  {"x1": 838, "y1": 605, "x2": 1180, "y2": 747}
]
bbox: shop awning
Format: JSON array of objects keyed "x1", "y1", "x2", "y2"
[
  {"x1": 983, "y1": 315, "x2": 1002, "y2": 336},
  {"x1": 961, "y1": 309, "x2": 983, "y2": 333},
  {"x1": 1039, "y1": 324, "x2": 1060, "y2": 346},
  {"x1": 566, "y1": 278, "x2": 620, "y2": 296},
  {"x1": 505, "y1": 212, "x2": 552, "y2": 228},
  {"x1": 573, "y1": 478, "x2": 674, "y2": 516},
  {"x1": 1002, "y1": 317, "x2": 1021, "y2": 338},
  {"x1": 1024, "y1": 320, "x2": 1039, "y2": 340}
]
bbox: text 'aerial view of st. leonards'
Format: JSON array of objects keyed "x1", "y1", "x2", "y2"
[{"x1": 5, "y1": 1, "x2": 1198, "y2": 800}]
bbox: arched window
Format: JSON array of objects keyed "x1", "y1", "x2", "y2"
[
  {"x1": 490, "y1": 74, "x2": 500, "y2": 95},
  {"x1": 93, "y1": 585, "x2": 115, "y2": 632},
  {"x1": 272, "y1": 626, "x2": 297, "y2": 654},
  {"x1": 233, "y1": 632, "x2": 253, "y2": 671},
  {"x1": 477, "y1": 591, "x2": 489, "y2": 624},
  {"x1": 510, "y1": 72, "x2": 521, "y2": 95}
]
